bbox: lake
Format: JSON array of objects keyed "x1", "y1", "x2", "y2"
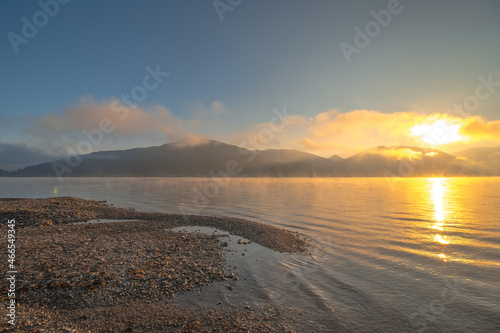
[{"x1": 1, "y1": 177, "x2": 499, "y2": 332}]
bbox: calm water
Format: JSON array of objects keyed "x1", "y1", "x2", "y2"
[{"x1": 1, "y1": 177, "x2": 499, "y2": 332}]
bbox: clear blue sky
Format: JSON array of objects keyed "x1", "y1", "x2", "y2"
[{"x1": 1, "y1": 0, "x2": 499, "y2": 169}]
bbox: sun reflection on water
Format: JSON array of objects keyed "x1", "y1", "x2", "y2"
[
  {"x1": 430, "y1": 178, "x2": 451, "y2": 252},
  {"x1": 434, "y1": 234, "x2": 450, "y2": 244},
  {"x1": 431, "y1": 178, "x2": 446, "y2": 223}
]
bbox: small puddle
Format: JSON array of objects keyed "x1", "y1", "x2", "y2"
[
  {"x1": 74, "y1": 219, "x2": 135, "y2": 224},
  {"x1": 170, "y1": 226, "x2": 284, "y2": 312},
  {"x1": 170, "y1": 226, "x2": 345, "y2": 332}
]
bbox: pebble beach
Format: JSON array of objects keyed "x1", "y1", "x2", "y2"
[{"x1": 0, "y1": 197, "x2": 308, "y2": 332}]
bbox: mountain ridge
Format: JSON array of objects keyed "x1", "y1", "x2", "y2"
[{"x1": 2, "y1": 140, "x2": 498, "y2": 177}]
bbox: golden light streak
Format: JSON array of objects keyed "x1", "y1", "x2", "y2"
[
  {"x1": 430, "y1": 178, "x2": 451, "y2": 246},
  {"x1": 434, "y1": 235, "x2": 450, "y2": 244},
  {"x1": 431, "y1": 178, "x2": 446, "y2": 223}
]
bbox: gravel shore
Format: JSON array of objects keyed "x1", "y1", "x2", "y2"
[{"x1": 0, "y1": 197, "x2": 307, "y2": 332}]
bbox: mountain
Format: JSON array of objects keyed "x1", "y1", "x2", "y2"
[
  {"x1": 256, "y1": 149, "x2": 326, "y2": 164},
  {"x1": 341, "y1": 146, "x2": 485, "y2": 177},
  {"x1": 454, "y1": 146, "x2": 500, "y2": 175},
  {"x1": 329, "y1": 155, "x2": 344, "y2": 162},
  {"x1": 14, "y1": 140, "x2": 256, "y2": 177},
  {"x1": 0, "y1": 143, "x2": 63, "y2": 171},
  {"x1": 8, "y1": 140, "x2": 337, "y2": 177},
  {"x1": 3, "y1": 140, "x2": 496, "y2": 177},
  {"x1": 254, "y1": 149, "x2": 336, "y2": 176}
]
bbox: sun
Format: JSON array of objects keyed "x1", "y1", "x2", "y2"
[{"x1": 411, "y1": 119, "x2": 465, "y2": 145}]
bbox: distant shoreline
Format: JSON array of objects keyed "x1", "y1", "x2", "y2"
[
  {"x1": 1, "y1": 141, "x2": 498, "y2": 177},
  {"x1": 0, "y1": 197, "x2": 306, "y2": 332},
  {"x1": 2, "y1": 175, "x2": 499, "y2": 178}
]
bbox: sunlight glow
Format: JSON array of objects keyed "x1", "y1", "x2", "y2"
[
  {"x1": 377, "y1": 148, "x2": 423, "y2": 160},
  {"x1": 411, "y1": 119, "x2": 465, "y2": 145},
  {"x1": 431, "y1": 179, "x2": 446, "y2": 223},
  {"x1": 435, "y1": 235, "x2": 450, "y2": 244},
  {"x1": 438, "y1": 253, "x2": 448, "y2": 262},
  {"x1": 430, "y1": 178, "x2": 452, "y2": 246}
]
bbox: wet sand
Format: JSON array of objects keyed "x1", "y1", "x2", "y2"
[{"x1": 0, "y1": 197, "x2": 307, "y2": 332}]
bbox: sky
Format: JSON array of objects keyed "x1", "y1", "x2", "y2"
[{"x1": 0, "y1": 0, "x2": 499, "y2": 170}]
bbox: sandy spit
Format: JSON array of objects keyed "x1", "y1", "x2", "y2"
[{"x1": 0, "y1": 197, "x2": 308, "y2": 332}]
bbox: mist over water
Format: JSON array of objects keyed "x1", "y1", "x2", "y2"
[{"x1": 1, "y1": 177, "x2": 499, "y2": 332}]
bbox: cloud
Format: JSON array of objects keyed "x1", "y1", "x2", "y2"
[
  {"x1": 0, "y1": 97, "x2": 216, "y2": 169},
  {"x1": 195, "y1": 100, "x2": 227, "y2": 119},
  {"x1": 37, "y1": 97, "x2": 194, "y2": 139},
  {"x1": 460, "y1": 117, "x2": 500, "y2": 141},
  {"x1": 374, "y1": 148, "x2": 423, "y2": 161},
  {"x1": 229, "y1": 109, "x2": 500, "y2": 158},
  {"x1": 22, "y1": 97, "x2": 229, "y2": 153},
  {"x1": 303, "y1": 111, "x2": 500, "y2": 156},
  {"x1": 4, "y1": 98, "x2": 500, "y2": 161},
  {"x1": 210, "y1": 101, "x2": 227, "y2": 115},
  {"x1": 299, "y1": 138, "x2": 341, "y2": 151},
  {"x1": 170, "y1": 135, "x2": 212, "y2": 148},
  {"x1": 263, "y1": 109, "x2": 430, "y2": 156}
]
